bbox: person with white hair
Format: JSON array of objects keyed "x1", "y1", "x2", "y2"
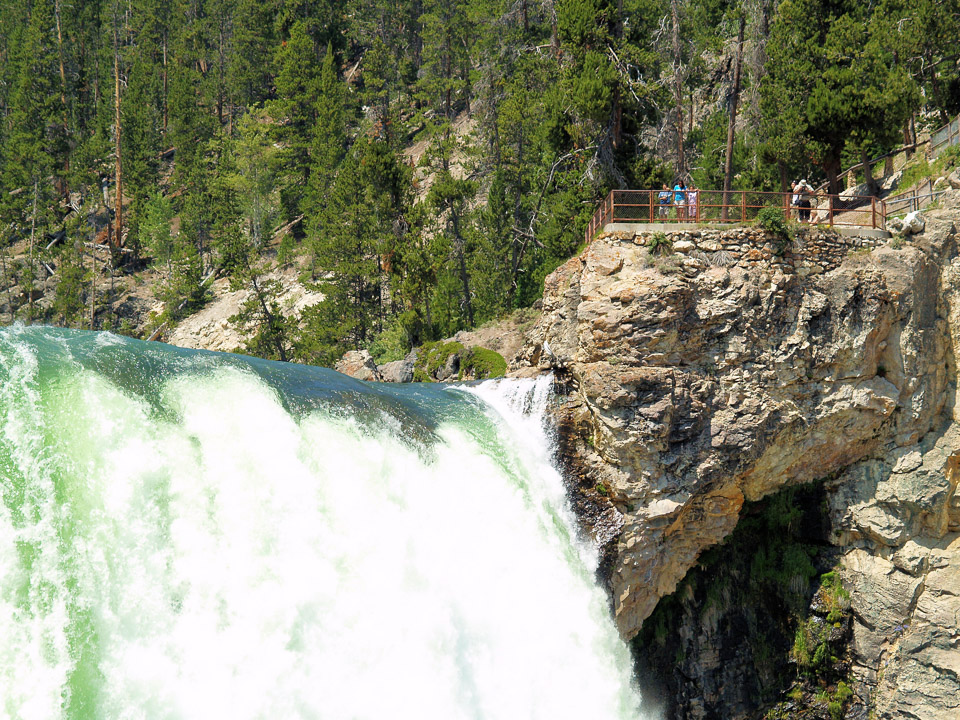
[{"x1": 796, "y1": 179, "x2": 813, "y2": 223}]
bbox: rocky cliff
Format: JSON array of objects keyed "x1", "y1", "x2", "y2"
[{"x1": 514, "y1": 200, "x2": 960, "y2": 719}]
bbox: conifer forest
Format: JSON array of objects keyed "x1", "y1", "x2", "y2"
[{"x1": 0, "y1": 0, "x2": 957, "y2": 365}]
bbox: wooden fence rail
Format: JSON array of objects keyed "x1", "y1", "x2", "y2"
[{"x1": 584, "y1": 189, "x2": 886, "y2": 245}]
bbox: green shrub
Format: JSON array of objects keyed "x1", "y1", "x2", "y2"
[
  {"x1": 940, "y1": 145, "x2": 960, "y2": 170},
  {"x1": 368, "y1": 310, "x2": 419, "y2": 363},
  {"x1": 413, "y1": 342, "x2": 506, "y2": 381},
  {"x1": 648, "y1": 232, "x2": 672, "y2": 255},
  {"x1": 835, "y1": 681, "x2": 853, "y2": 702},
  {"x1": 757, "y1": 206, "x2": 792, "y2": 254},
  {"x1": 460, "y1": 346, "x2": 507, "y2": 379}
]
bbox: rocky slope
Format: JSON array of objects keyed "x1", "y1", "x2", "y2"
[{"x1": 514, "y1": 198, "x2": 960, "y2": 719}]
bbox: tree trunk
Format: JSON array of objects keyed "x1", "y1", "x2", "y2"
[
  {"x1": 722, "y1": 15, "x2": 745, "y2": 221},
  {"x1": 0, "y1": 243, "x2": 12, "y2": 323},
  {"x1": 54, "y1": 0, "x2": 70, "y2": 180},
  {"x1": 89, "y1": 245, "x2": 97, "y2": 330},
  {"x1": 612, "y1": 0, "x2": 623, "y2": 150},
  {"x1": 113, "y1": 14, "x2": 123, "y2": 252},
  {"x1": 928, "y1": 56, "x2": 950, "y2": 124},
  {"x1": 825, "y1": 155, "x2": 841, "y2": 196},
  {"x1": 217, "y1": 14, "x2": 226, "y2": 125},
  {"x1": 671, "y1": 0, "x2": 685, "y2": 176},
  {"x1": 450, "y1": 208, "x2": 474, "y2": 326},
  {"x1": 905, "y1": 115, "x2": 916, "y2": 160},
  {"x1": 29, "y1": 181, "x2": 37, "y2": 323},
  {"x1": 163, "y1": 33, "x2": 168, "y2": 131}
]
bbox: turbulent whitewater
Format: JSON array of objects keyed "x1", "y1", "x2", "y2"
[{"x1": 0, "y1": 326, "x2": 641, "y2": 720}]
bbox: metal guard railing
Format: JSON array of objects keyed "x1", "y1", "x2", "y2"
[
  {"x1": 584, "y1": 189, "x2": 887, "y2": 245},
  {"x1": 931, "y1": 115, "x2": 960, "y2": 159}
]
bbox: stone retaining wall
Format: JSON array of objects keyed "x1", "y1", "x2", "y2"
[{"x1": 613, "y1": 226, "x2": 885, "y2": 277}]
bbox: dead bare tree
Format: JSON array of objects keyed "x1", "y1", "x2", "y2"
[
  {"x1": 671, "y1": 0, "x2": 685, "y2": 177},
  {"x1": 722, "y1": 14, "x2": 746, "y2": 220}
]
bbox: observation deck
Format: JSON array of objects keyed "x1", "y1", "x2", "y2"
[{"x1": 585, "y1": 189, "x2": 890, "y2": 246}]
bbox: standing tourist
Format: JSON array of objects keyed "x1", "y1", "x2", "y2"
[
  {"x1": 686, "y1": 185, "x2": 699, "y2": 222},
  {"x1": 658, "y1": 184, "x2": 672, "y2": 218},
  {"x1": 797, "y1": 179, "x2": 813, "y2": 223},
  {"x1": 673, "y1": 182, "x2": 687, "y2": 220}
]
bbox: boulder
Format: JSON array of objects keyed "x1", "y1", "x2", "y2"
[
  {"x1": 901, "y1": 211, "x2": 925, "y2": 235},
  {"x1": 436, "y1": 352, "x2": 460, "y2": 381},
  {"x1": 335, "y1": 350, "x2": 382, "y2": 382},
  {"x1": 947, "y1": 169, "x2": 960, "y2": 190},
  {"x1": 379, "y1": 350, "x2": 418, "y2": 383}
]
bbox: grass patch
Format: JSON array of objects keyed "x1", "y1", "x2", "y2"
[
  {"x1": 654, "y1": 256, "x2": 682, "y2": 275},
  {"x1": 897, "y1": 146, "x2": 959, "y2": 193}
]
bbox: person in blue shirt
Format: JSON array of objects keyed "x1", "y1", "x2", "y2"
[
  {"x1": 658, "y1": 184, "x2": 672, "y2": 218},
  {"x1": 673, "y1": 182, "x2": 687, "y2": 220}
]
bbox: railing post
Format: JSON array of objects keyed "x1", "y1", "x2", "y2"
[
  {"x1": 829, "y1": 197, "x2": 834, "y2": 227},
  {"x1": 741, "y1": 191, "x2": 746, "y2": 221},
  {"x1": 871, "y1": 197, "x2": 876, "y2": 229},
  {"x1": 649, "y1": 190, "x2": 654, "y2": 223}
]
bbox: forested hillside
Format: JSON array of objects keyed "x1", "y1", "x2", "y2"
[{"x1": 0, "y1": 0, "x2": 957, "y2": 365}]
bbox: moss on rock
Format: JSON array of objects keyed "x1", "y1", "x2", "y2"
[{"x1": 411, "y1": 342, "x2": 506, "y2": 382}]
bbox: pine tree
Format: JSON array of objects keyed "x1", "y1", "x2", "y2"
[
  {"x1": 271, "y1": 19, "x2": 321, "y2": 223},
  {"x1": 230, "y1": 0, "x2": 281, "y2": 108},
  {"x1": 231, "y1": 108, "x2": 280, "y2": 249},
  {"x1": 761, "y1": 0, "x2": 919, "y2": 194},
  {"x1": 303, "y1": 43, "x2": 346, "y2": 274},
  {"x1": 427, "y1": 163, "x2": 477, "y2": 329},
  {"x1": 299, "y1": 148, "x2": 380, "y2": 364},
  {"x1": 418, "y1": 0, "x2": 473, "y2": 121},
  {"x1": 2, "y1": 0, "x2": 61, "y2": 224}
]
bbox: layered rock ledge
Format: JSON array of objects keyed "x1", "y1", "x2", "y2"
[{"x1": 514, "y1": 205, "x2": 960, "y2": 719}]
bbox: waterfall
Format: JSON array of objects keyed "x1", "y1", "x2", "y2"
[{"x1": 0, "y1": 326, "x2": 643, "y2": 720}]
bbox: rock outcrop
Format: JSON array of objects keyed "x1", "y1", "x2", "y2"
[
  {"x1": 515, "y1": 198, "x2": 960, "y2": 719},
  {"x1": 335, "y1": 350, "x2": 382, "y2": 382}
]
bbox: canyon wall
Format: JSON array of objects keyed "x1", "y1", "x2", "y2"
[{"x1": 515, "y1": 200, "x2": 960, "y2": 719}]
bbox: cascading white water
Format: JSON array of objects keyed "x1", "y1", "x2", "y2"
[{"x1": 0, "y1": 327, "x2": 644, "y2": 720}]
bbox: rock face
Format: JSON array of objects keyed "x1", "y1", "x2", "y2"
[
  {"x1": 167, "y1": 268, "x2": 325, "y2": 352},
  {"x1": 515, "y1": 200, "x2": 960, "y2": 719},
  {"x1": 378, "y1": 350, "x2": 418, "y2": 383},
  {"x1": 335, "y1": 350, "x2": 382, "y2": 382}
]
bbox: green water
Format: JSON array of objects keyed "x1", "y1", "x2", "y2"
[{"x1": 0, "y1": 326, "x2": 642, "y2": 720}]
